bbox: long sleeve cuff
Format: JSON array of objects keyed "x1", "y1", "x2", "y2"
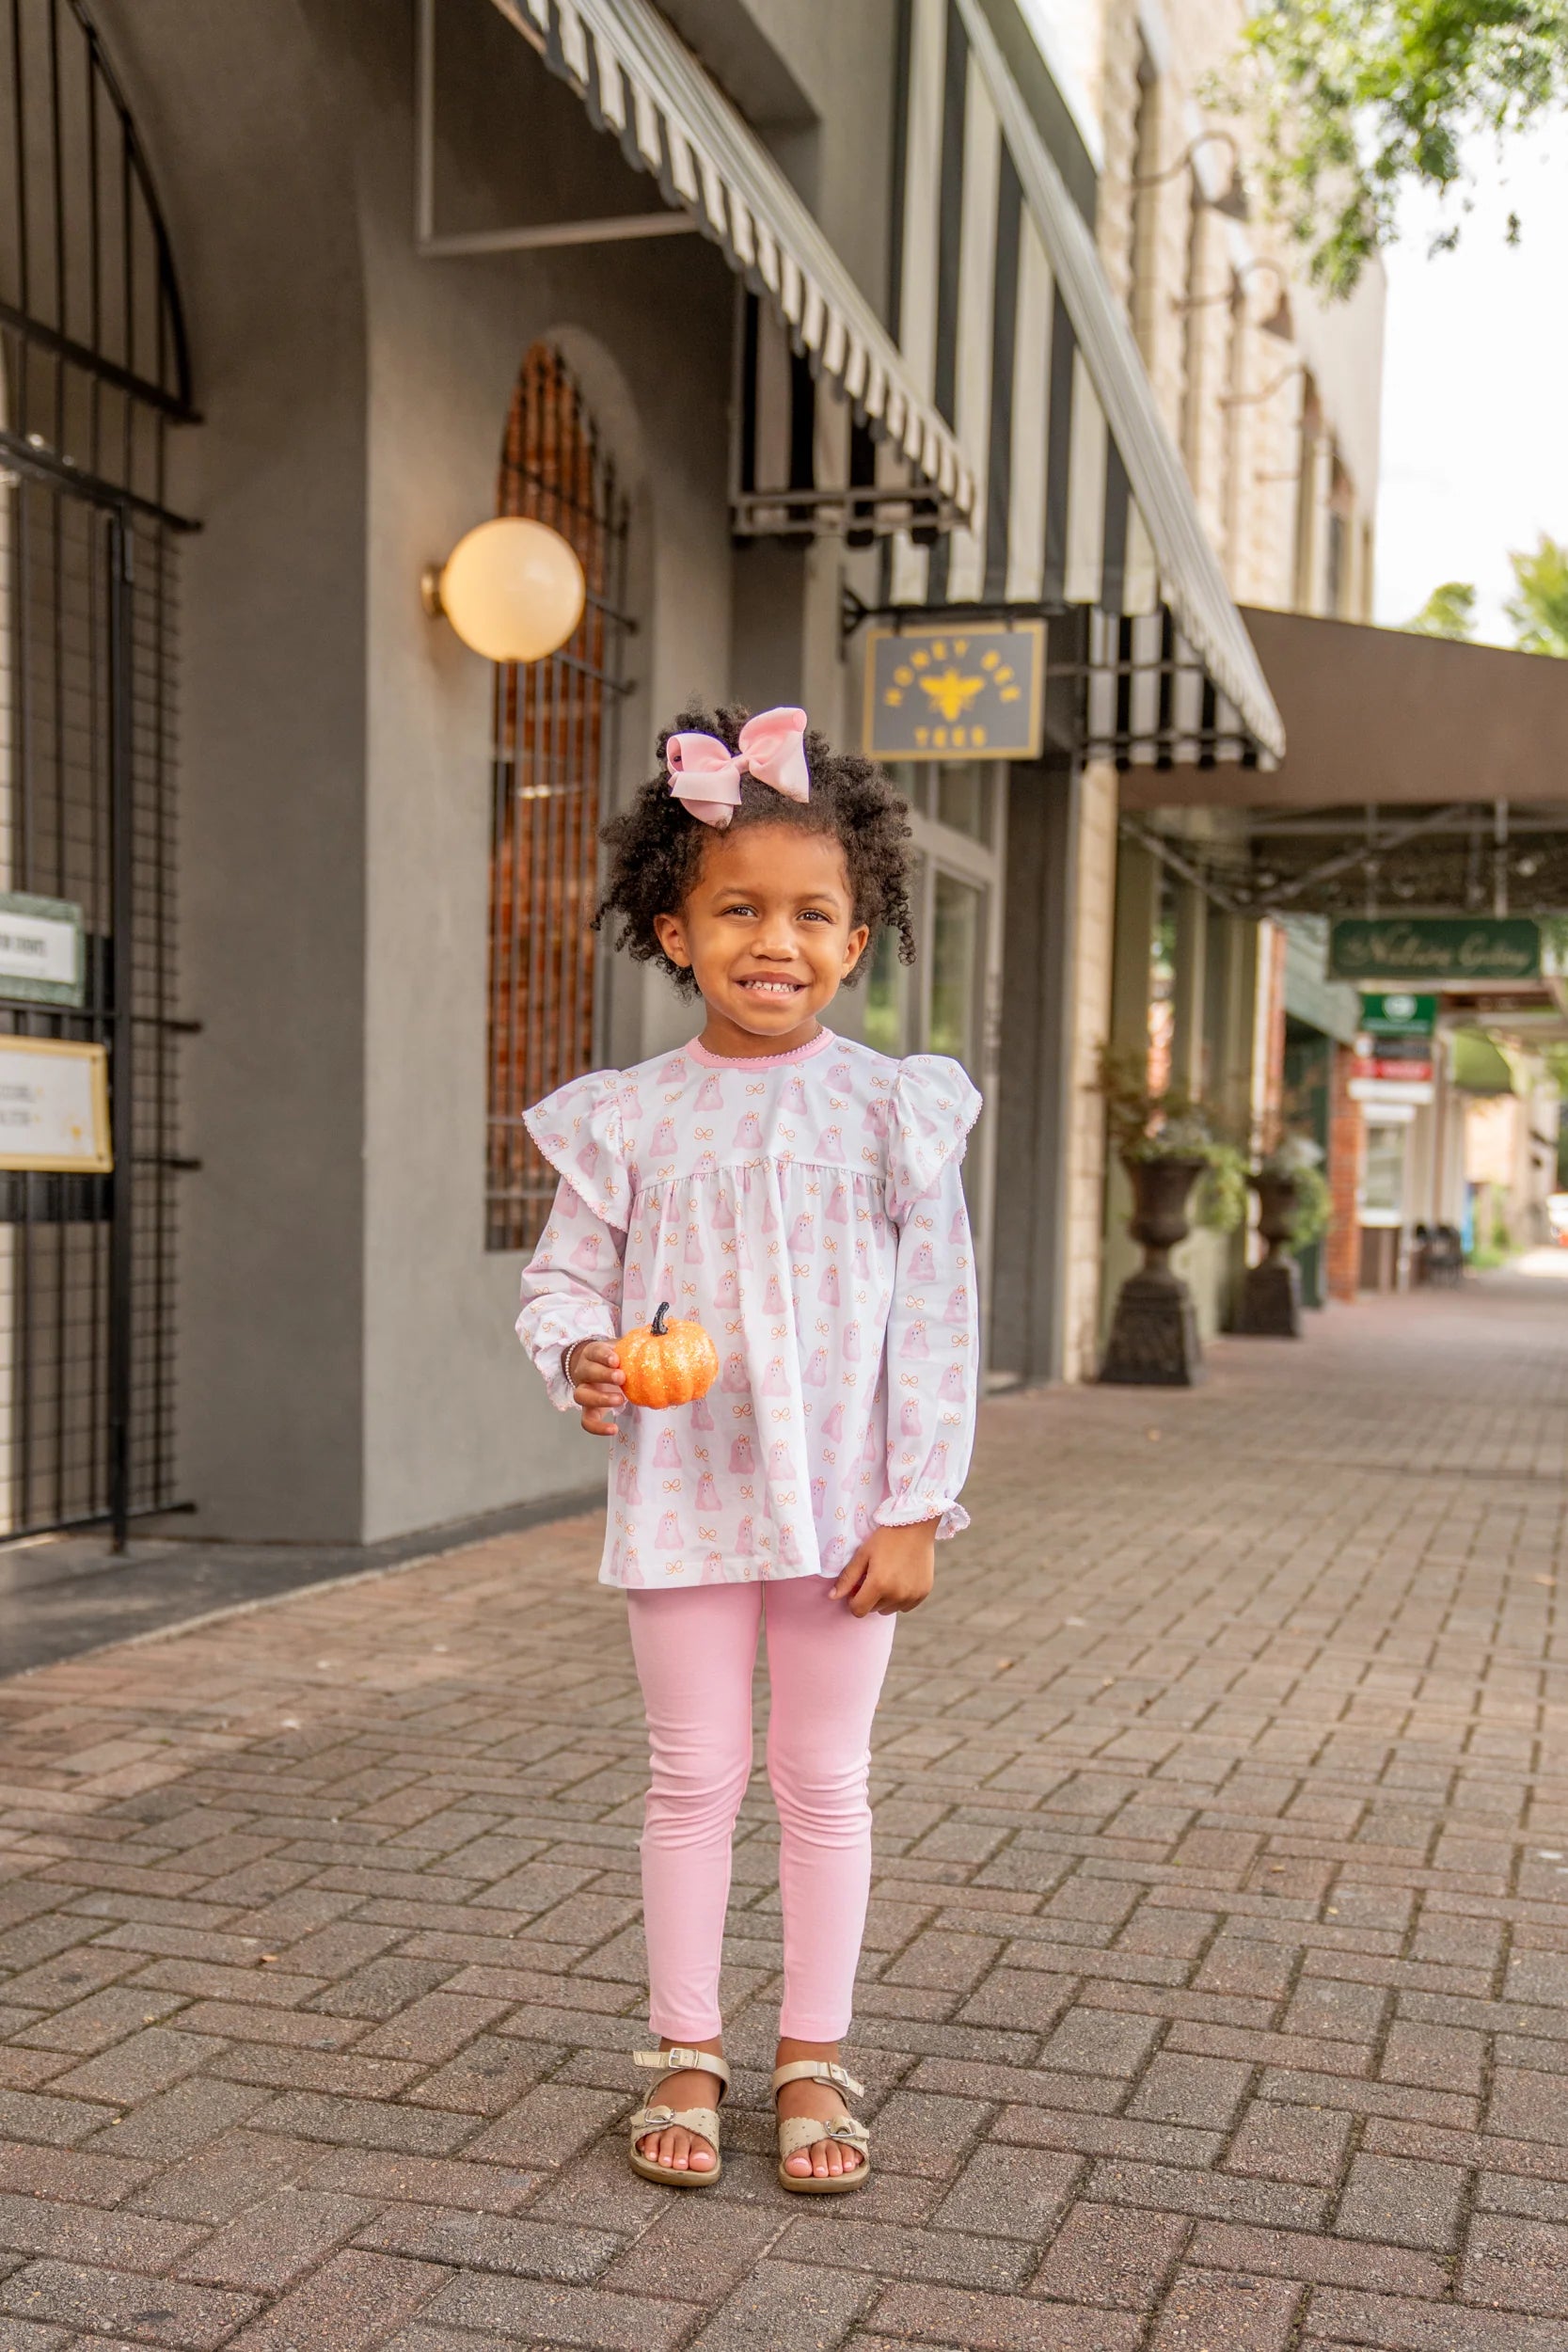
[{"x1": 874, "y1": 1496, "x2": 971, "y2": 1539}]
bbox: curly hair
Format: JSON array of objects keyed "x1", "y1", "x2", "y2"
[{"x1": 594, "y1": 704, "x2": 917, "y2": 997}]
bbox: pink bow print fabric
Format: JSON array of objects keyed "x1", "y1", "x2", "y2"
[{"x1": 666, "y1": 707, "x2": 810, "y2": 828}]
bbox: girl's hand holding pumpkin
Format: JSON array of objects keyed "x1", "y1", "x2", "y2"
[
  {"x1": 831, "y1": 1520, "x2": 937, "y2": 1617},
  {"x1": 565, "y1": 1338, "x2": 626, "y2": 1437}
]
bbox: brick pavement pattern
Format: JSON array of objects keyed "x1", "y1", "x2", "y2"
[{"x1": 3, "y1": 1274, "x2": 1568, "y2": 2348}]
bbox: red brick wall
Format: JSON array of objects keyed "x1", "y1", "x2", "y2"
[{"x1": 1324, "y1": 1041, "x2": 1364, "y2": 1302}]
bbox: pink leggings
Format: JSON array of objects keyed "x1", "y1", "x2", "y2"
[{"x1": 625, "y1": 1577, "x2": 896, "y2": 2043}]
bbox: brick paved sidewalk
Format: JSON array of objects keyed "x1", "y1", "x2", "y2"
[{"x1": 3, "y1": 1273, "x2": 1568, "y2": 2350}]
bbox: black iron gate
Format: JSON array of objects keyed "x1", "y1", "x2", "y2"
[{"x1": 1, "y1": 0, "x2": 192, "y2": 1542}]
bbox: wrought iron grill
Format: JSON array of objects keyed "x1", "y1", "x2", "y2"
[
  {"x1": 486, "y1": 343, "x2": 629, "y2": 1253},
  {"x1": 0, "y1": 0, "x2": 192, "y2": 1541}
]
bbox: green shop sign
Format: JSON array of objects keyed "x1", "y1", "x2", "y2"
[
  {"x1": 1358, "y1": 992, "x2": 1437, "y2": 1037},
  {"x1": 1328, "y1": 918, "x2": 1541, "y2": 984}
]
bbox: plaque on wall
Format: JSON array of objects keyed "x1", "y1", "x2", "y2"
[{"x1": 0, "y1": 1038, "x2": 113, "y2": 1173}]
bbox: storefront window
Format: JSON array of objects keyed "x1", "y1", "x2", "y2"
[
  {"x1": 930, "y1": 871, "x2": 983, "y2": 1066},
  {"x1": 1361, "y1": 1120, "x2": 1408, "y2": 1226},
  {"x1": 863, "y1": 922, "x2": 909, "y2": 1057},
  {"x1": 935, "y1": 763, "x2": 991, "y2": 843}
]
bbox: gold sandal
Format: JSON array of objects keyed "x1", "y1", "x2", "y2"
[
  {"x1": 772, "y1": 2058, "x2": 871, "y2": 2195},
  {"x1": 628, "y1": 2045, "x2": 729, "y2": 2188}
]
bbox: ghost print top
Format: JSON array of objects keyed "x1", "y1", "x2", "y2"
[{"x1": 515, "y1": 1029, "x2": 982, "y2": 1590}]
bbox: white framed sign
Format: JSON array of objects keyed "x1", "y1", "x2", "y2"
[
  {"x1": 0, "y1": 890, "x2": 85, "y2": 1008},
  {"x1": 0, "y1": 1038, "x2": 113, "y2": 1172}
]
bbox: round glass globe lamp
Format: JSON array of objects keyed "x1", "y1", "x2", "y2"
[{"x1": 423, "y1": 516, "x2": 585, "y2": 662}]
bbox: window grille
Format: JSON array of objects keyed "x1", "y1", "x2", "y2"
[{"x1": 485, "y1": 344, "x2": 629, "y2": 1252}]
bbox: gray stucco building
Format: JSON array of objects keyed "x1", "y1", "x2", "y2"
[{"x1": 0, "y1": 0, "x2": 1279, "y2": 1552}]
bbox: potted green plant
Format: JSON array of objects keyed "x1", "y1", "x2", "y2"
[
  {"x1": 1240, "y1": 1133, "x2": 1334, "y2": 1337},
  {"x1": 1096, "y1": 1046, "x2": 1246, "y2": 1385}
]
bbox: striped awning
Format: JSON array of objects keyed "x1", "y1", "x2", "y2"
[
  {"x1": 889, "y1": 0, "x2": 1284, "y2": 764},
  {"x1": 492, "y1": 0, "x2": 974, "y2": 519}
]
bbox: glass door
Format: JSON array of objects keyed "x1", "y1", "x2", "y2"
[{"x1": 865, "y1": 763, "x2": 1006, "y2": 1341}]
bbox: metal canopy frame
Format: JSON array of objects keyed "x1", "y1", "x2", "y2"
[
  {"x1": 1125, "y1": 798, "x2": 1568, "y2": 923},
  {"x1": 415, "y1": 0, "x2": 697, "y2": 256}
]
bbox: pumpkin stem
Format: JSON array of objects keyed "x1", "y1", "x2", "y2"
[{"x1": 651, "y1": 1301, "x2": 671, "y2": 1337}]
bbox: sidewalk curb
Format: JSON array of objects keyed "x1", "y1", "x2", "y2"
[{"x1": 5, "y1": 1485, "x2": 605, "y2": 1681}]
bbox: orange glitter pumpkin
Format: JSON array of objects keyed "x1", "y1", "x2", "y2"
[{"x1": 619, "y1": 1300, "x2": 720, "y2": 1410}]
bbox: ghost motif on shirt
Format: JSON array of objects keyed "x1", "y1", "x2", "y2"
[{"x1": 522, "y1": 1037, "x2": 980, "y2": 1592}]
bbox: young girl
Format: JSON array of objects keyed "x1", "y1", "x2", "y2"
[{"x1": 516, "y1": 704, "x2": 979, "y2": 2195}]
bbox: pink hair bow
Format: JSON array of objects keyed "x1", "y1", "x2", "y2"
[{"x1": 666, "y1": 707, "x2": 810, "y2": 828}]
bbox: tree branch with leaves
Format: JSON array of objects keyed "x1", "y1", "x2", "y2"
[{"x1": 1220, "y1": 0, "x2": 1568, "y2": 296}]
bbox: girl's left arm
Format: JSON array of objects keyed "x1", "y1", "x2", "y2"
[{"x1": 877, "y1": 1151, "x2": 980, "y2": 1535}]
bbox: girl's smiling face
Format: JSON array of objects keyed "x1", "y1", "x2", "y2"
[{"x1": 653, "y1": 823, "x2": 870, "y2": 1057}]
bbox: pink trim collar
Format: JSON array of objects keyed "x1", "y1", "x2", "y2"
[{"x1": 687, "y1": 1027, "x2": 837, "y2": 1072}]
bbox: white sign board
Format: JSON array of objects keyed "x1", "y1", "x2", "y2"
[
  {"x1": 0, "y1": 891, "x2": 84, "y2": 1007},
  {"x1": 1349, "y1": 1077, "x2": 1434, "y2": 1108},
  {"x1": 0, "y1": 1039, "x2": 112, "y2": 1172}
]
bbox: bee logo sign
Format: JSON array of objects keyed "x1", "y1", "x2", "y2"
[{"x1": 864, "y1": 622, "x2": 1045, "y2": 761}]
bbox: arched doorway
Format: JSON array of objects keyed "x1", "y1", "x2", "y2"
[
  {"x1": 0, "y1": 0, "x2": 193, "y2": 1540},
  {"x1": 485, "y1": 343, "x2": 629, "y2": 1252}
]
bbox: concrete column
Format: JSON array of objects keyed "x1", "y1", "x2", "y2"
[
  {"x1": 1325, "y1": 1041, "x2": 1364, "y2": 1300},
  {"x1": 1061, "y1": 763, "x2": 1120, "y2": 1383},
  {"x1": 990, "y1": 761, "x2": 1077, "y2": 1387},
  {"x1": 1169, "y1": 881, "x2": 1208, "y2": 1101},
  {"x1": 1197, "y1": 914, "x2": 1260, "y2": 1328}
]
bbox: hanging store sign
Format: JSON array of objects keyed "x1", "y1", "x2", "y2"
[
  {"x1": 1355, "y1": 992, "x2": 1435, "y2": 1086},
  {"x1": 1328, "y1": 917, "x2": 1541, "y2": 984},
  {"x1": 864, "y1": 622, "x2": 1045, "y2": 762},
  {"x1": 0, "y1": 1038, "x2": 112, "y2": 1173},
  {"x1": 1359, "y1": 993, "x2": 1436, "y2": 1036},
  {"x1": 0, "y1": 891, "x2": 85, "y2": 1009}
]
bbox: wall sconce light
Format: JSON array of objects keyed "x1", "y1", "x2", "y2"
[
  {"x1": 1134, "y1": 129, "x2": 1249, "y2": 221},
  {"x1": 1173, "y1": 258, "x2": 1295, "y2": 341},
  {"x1": 1218, "y1": 359, "x2": 1307, "y2": 408},
  {"x1": 1239, "y1": 260, "x2": 1294, "y2": 342},
  {"x1": 420, "y1": 516, "x2": 585, "y2": 662}
]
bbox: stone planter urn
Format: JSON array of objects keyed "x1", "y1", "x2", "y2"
[
  {"x1": 1101, "y1": 1154, "x2": 1206, "y2": 1386},
  {"x1": 1238, "y1": 1171, "x2": 1303, "y2": 1338}
]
